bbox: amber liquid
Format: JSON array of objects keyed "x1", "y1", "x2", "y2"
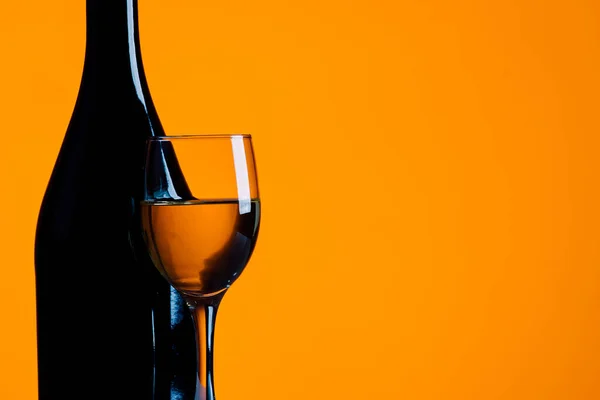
[{"x1": 142, "y1": 199, "x2": 261, "y2": 299}]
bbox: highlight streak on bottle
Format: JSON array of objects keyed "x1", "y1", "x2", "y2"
[
  {"x1": 231, "y1": 136, "x2": 251, "y2": 214},
  {"x1": 126, "y1": 0, "x2": 147, "y2": 111}
]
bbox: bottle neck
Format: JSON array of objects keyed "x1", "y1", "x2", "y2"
[
  {"x1": 79, "y1": 0, "x2": 164, "y2": 135},
  {"x1": 83, "y1": 0, "x2": 146, "y2": 90}
]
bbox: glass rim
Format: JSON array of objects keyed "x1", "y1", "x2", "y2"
[{"x1": 147, "y1": 133, "x2": 252, "y2": 141}]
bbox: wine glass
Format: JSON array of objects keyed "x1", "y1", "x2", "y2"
[{"x1": 141, "y1": 134, "x2": 260, "y2": 400}]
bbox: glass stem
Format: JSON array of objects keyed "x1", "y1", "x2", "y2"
[{"x1": 188, "y1": 295, "x2": 223, "y2": 400}]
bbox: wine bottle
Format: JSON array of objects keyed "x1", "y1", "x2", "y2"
[{"x1": 34, "y1": 1, "x2": 197, "y2": 399}]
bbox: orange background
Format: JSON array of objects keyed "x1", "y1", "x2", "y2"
[{"x1": 1, "y1": 0, "x2": 600, "y2": 399}]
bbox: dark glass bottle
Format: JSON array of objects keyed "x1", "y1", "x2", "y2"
[{"x1": 34, "y1": 1, "x2": 197, "y2": 398}]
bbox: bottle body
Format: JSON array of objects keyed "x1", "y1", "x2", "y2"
[{"x1": 34, "y1": 1, "x2": 196, "y2": 398}]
